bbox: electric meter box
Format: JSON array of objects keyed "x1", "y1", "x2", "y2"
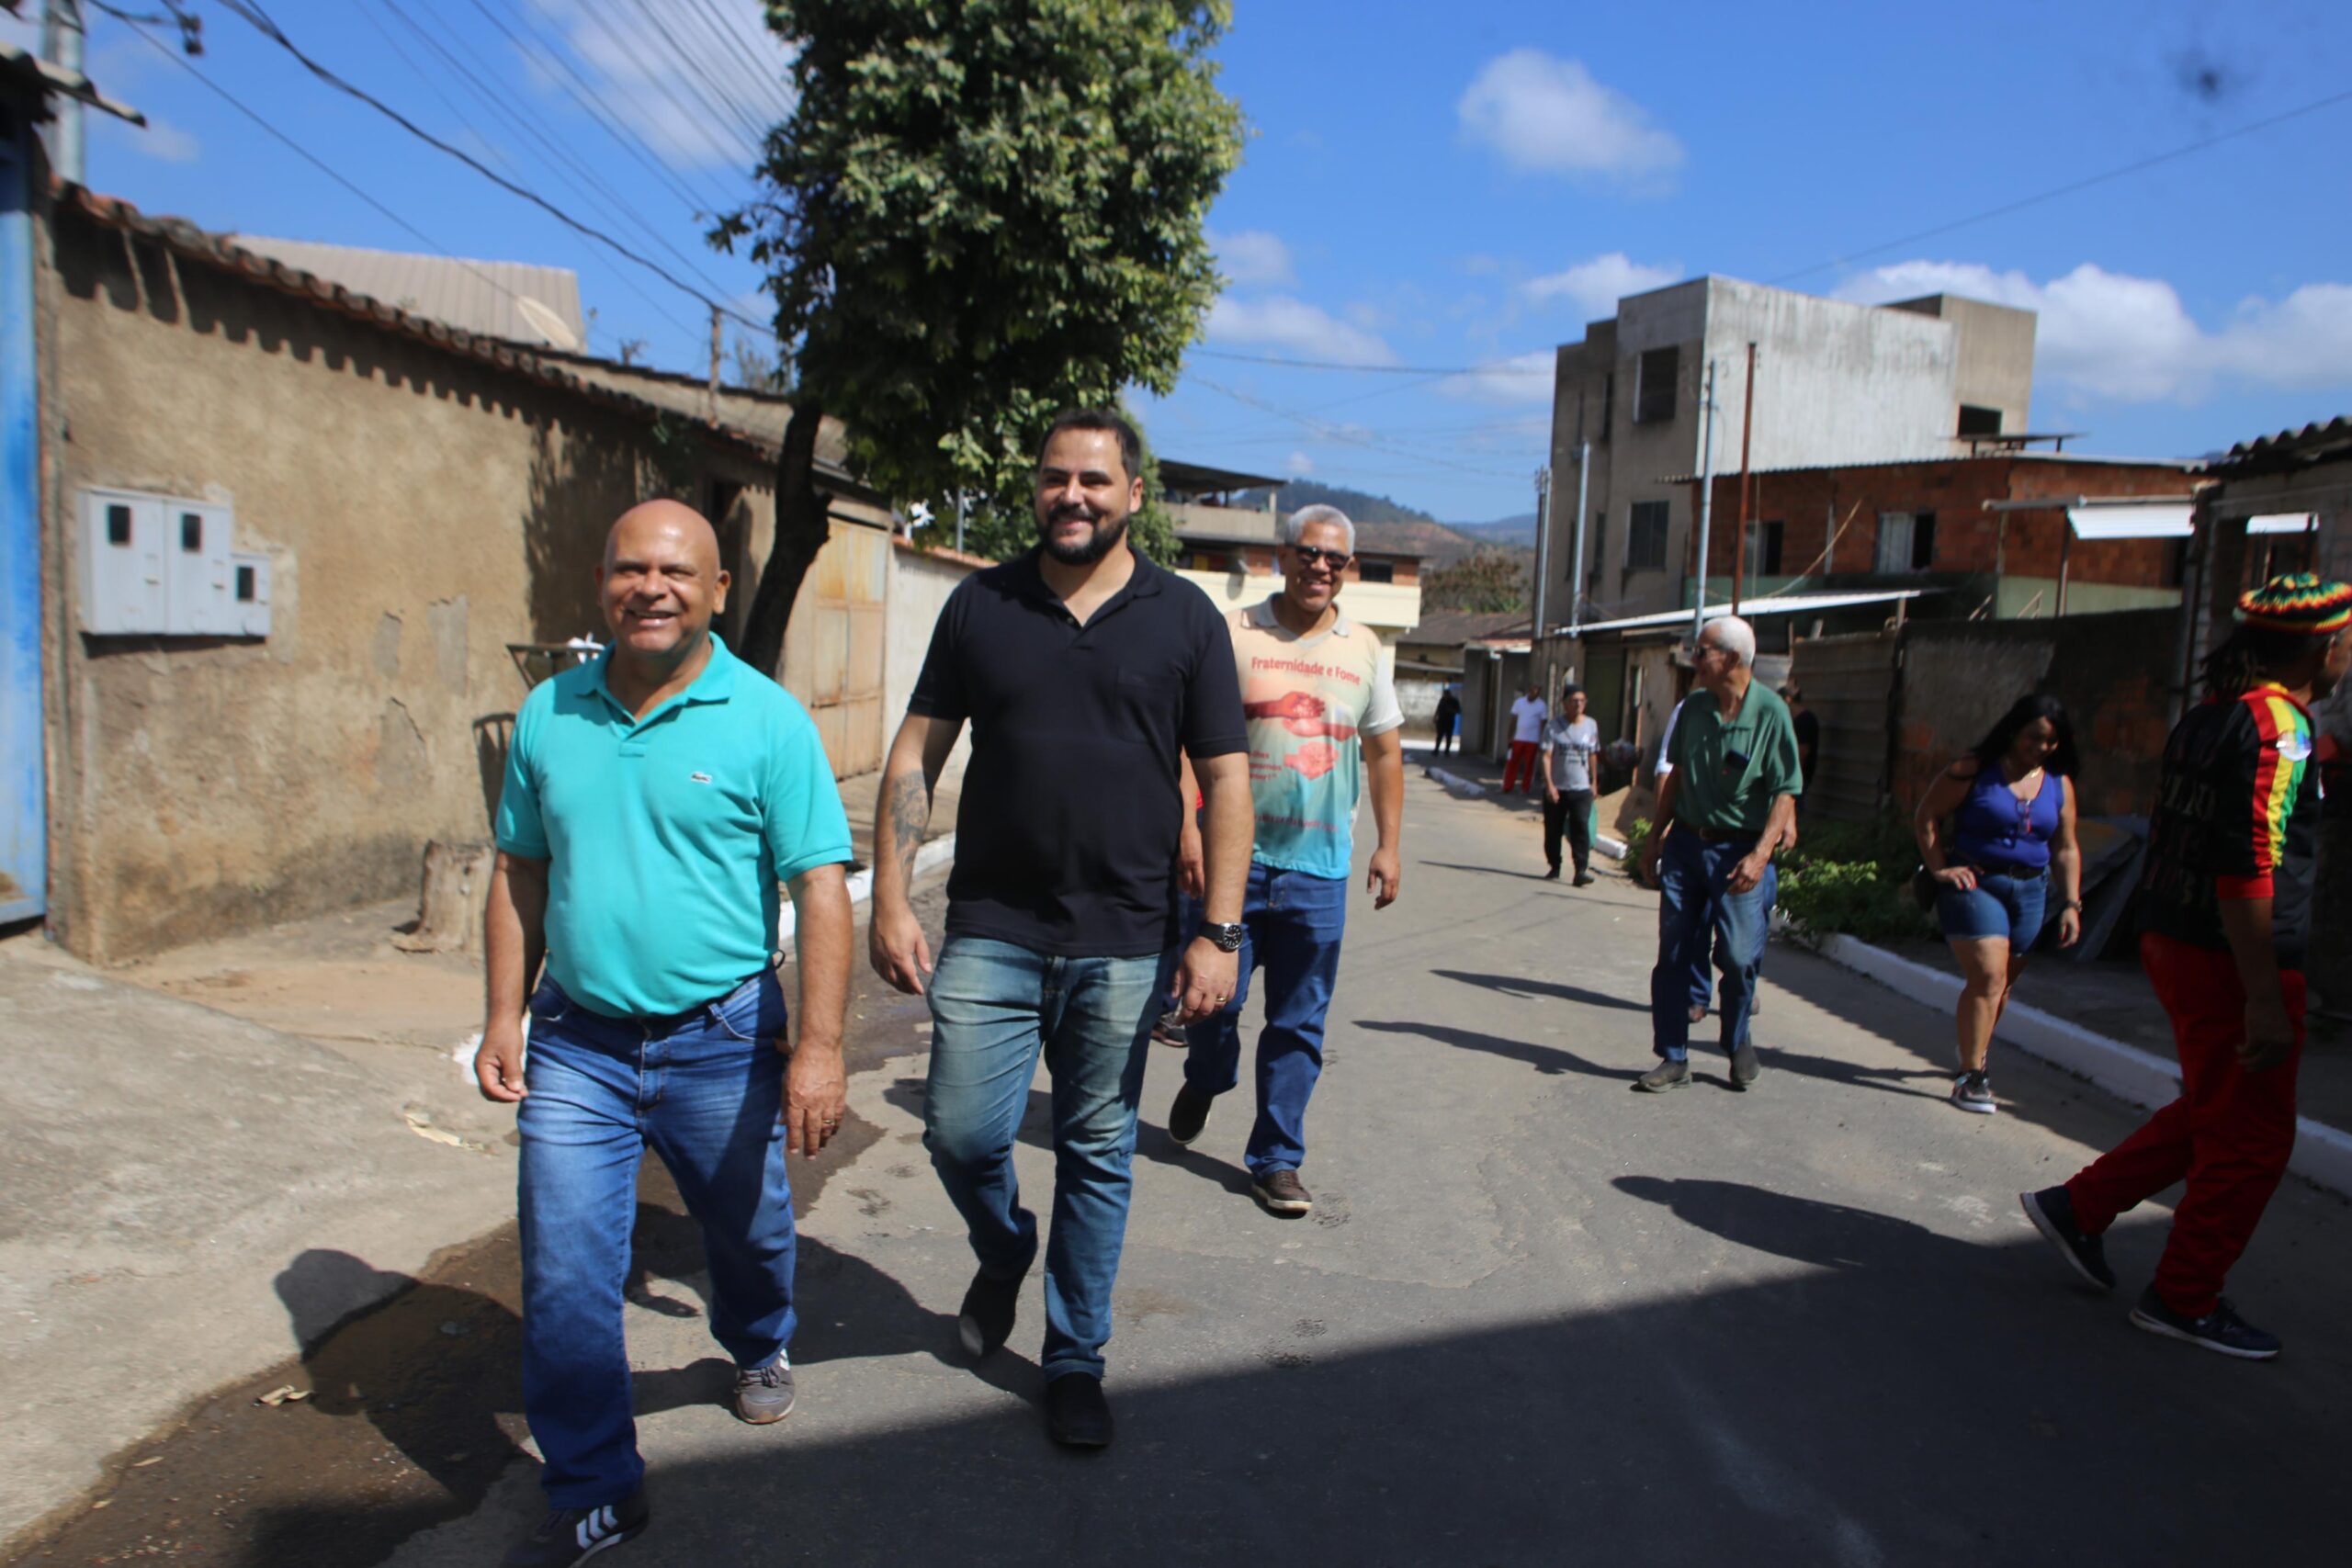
[{"x1": 79, "y1": 488, "x2": 271, "y2": 637}]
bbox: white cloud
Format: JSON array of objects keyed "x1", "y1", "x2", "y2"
[
  {"x1": 1439, "y1": 350, "x2": 1555, "y2": 406},
  {"x1": 1283, "y1": 450, "x2": 1316, "y2": 477},
  {"x1": 1522, "y1": 253, "x2": 1683, "y2": 319},
  {"x1": 101, "y1": 114, "x2": 200, "y2": 165},
  {"x1": 1837, "y1": 259, "x2": 2352, "y2": 403},
  {"x1": 1207, "y1": 295, "x2": 1395, "y2": 366},
  {"x1": 1457, "y1": 50, "x2": 1683, "y2": 184},
  {"x1": 527, "y1": 0, "x2": 794, "y2": 170},
  {"x1": 1213, "y1": 230, "x2": 1295, "y2": 288}
]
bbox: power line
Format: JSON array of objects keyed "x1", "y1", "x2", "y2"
[
  {"x1": 214, "y1": 0, "x2": 779, "y2": 341},
  {"x1": 566, "y1": 0, "x2": 763, "y2": 168},
  {"x1": 676, "y1": 0, "x2": 795, "y2": 129},
  {"x1": 1190, "y1": 377, "x2": 1531, "y2": 479},
  {"x1": 605, "y1": 0, "x2": 774, "y2": 149},
  {"x1": 1193, "y1": 347, "x2": 1509, "y2": 375}
]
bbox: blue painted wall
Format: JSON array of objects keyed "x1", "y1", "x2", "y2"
[{"x1": 0, "y1": 99, "x2": 47, "y2": 923}]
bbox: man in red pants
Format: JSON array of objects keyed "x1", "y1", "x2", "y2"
[{"x1": 2021, "y1": 572, "x2": 2350, "y2": 1360}]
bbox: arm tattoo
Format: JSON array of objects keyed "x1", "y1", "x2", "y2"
[{"x1": 886, "y1": 773, "x2": 932, "y2": 895}]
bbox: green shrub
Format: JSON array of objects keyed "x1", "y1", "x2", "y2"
[
  {"x1": 1620, "y1": 814, "x2": 1653, "y2": 868},
  {"x1": 1775, "y1": 809, "x2": 1934, "y2": 946}
]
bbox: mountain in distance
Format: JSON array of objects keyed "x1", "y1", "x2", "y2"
[
  {"x1": 1448, "y1": 512, "x2": 1540, "y2": 549},
  {"x1": 1232, "y1": 479, "x2": 1436, "y2": 526}
]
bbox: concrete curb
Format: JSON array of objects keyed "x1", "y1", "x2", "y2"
[
  {"x1": 1423, "y1": 765, "x2": 1630, "y2": 857},
  {"x1": 1814, "y1": 932, "x2": 2352, "y2": 1201},
  {"x1": 778, "y1": 834, "x2": 956, "y2": 947}
]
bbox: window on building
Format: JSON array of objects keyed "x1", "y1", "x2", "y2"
[
  {"x1": 1746, "y1": 520, "x2": 1785, "y2": 578},
  {"x1": 1600, "y1": 372, "x2": 1614, "y2": 443},
  {"x1": 1628, "y1": 501, "x2": 1670, "y2": 572},
  {"x1": 1188, "y1": 550, "x2": 1237, "y2": 572},
  {"x1": 1874, "y1": 511, "x2": 1938, "y2": 573},
  {"x1": 1634, "y1": 346, "x2": 1679, "y2": 424},
  {"x1": 1356, "y1": 559, "x2": 1395, "y2": 584},
  {"x1": 1957, "y1": 404, "x2": 2003, "y2": 437}
]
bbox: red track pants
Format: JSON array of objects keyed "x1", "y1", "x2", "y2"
[
  {"x1": 2064, "y1": 931, "x2": 2305, "y2": 1317},
  {"x1": 1502, "y1": 740, "x2": 1541, "y2": 795}
]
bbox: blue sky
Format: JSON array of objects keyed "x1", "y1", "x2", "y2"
[{"x1": 12, "y1": 1, "x2": 2352, "y2": 523}]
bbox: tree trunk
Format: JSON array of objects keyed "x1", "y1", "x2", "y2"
[
  {"x1": 739, "y1": 400, "x2": 832, "y2": 680},
  {"x1": 393, "y1": 840, "x2": 494, "y2": 955}
]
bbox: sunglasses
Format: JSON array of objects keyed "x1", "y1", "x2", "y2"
[{"x1": 1288, "y1": 545, "x2": 1353, "y2": 569}]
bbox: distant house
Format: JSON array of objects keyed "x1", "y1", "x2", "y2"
[
  {"x1": 1160, "y1": 460, "x2": 1423, "y2": 681},
  {"x1": 1395, "y1": 609, "x2": 1527, "y2": 737}
]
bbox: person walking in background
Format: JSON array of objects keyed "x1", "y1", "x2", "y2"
[
  {"x1": 475, "y1": 501, "x2": 855, "y2": 1567},
  {"x1": 1915, "y1": 694, "x2": 2084, "y2": 1114},
  {"x1": 868, "y1": 410, "x2": 1252, "y2": 1447},
  {"x1": 1167, "y1": 504, "x2": 1406, "y2": 1219},
  {"x1": 1433, "y1": 682, "x2": 1462, "y2": 755},
  {"x1": 2023, "y1": 574, "x2": 2350, "y2": 1361},
  {"x1": 1541, "y1": 682, "x2": 1600, "y2": 885},
  {"x1": 1634, "y1": 616, "x2": 1802, "y2": 1093},
  {"x1": 1502, "y1": 684, "x2": 1547, "y2": 795}
]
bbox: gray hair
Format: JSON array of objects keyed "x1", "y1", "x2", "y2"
[
  {"x1": 1282, "y1": 503, "x2": 1355, "y2": 555},
  {"x1": 1700, "y1": 614, "x2": 1757, "y2": 667}
]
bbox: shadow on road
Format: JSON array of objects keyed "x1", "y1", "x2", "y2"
[
  {"x1": 1356, "y1": 1018, "x2": 1622, "y2": 1080},
  {"x1": 1432, "y1": 968, "x2": 1648, "y2": 1012}
]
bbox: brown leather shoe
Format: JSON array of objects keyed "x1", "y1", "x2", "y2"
[{"x1": 1252, "y1": 1168, "x2": 1312, "y2": 1215}]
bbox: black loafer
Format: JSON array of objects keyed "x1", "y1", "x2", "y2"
[{"x1": 1045, "y1": 1372, "x2": 1114, "y2": 1448}]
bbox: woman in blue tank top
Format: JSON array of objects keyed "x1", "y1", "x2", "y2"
[{"x1": 1913, "y1": 694, "x2": 2083, "y2": 1116}]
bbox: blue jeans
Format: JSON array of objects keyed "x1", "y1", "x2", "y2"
[
  {"x1": 1182, "y1": 863, "x2": 1349, "y2": 1178},
  {"x1": 922, "y1": 936, "x2": 1171, "y2": 1381},
  {"x1": 1936, "y1": 868, "x2": 2049, "y2": 949},
  {"x1": 516, "y1": 972, "x2": 795, "y2": 1509},
  {"x1": 1650, "y1": 829, "x2": 1777, "y2": 1062}
]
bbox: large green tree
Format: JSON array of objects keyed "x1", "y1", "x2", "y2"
[{"x1": 719, "y1": 0, "x2": 1242, "y2": 674}]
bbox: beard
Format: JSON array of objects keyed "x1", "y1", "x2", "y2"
[{"x1": 1039, "y1": 508, "x2": 1129, "y2": 565}]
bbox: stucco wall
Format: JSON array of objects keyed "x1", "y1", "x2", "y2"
[{"x1": 40, "y1": 214, "x2": 779, "y2": 962}]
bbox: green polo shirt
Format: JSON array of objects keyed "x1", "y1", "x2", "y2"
[
  {"x1": 494, "y1": 636, "x2": 852, "y2": 1018},
  {"x1": 1667, "y1": 681, "x2": 1804, "y2": 835}
]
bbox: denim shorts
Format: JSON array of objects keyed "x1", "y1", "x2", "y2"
[{"x1": 1937, "y1": 868, "x2": 2050, "y2": 949}]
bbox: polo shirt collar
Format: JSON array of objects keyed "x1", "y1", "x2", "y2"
[
  {"x1": 588, "y1": 633, "x2": 740, "y2": 723},
  {"x1": 1246, "y1": 594, "x2": 1353, "y2": 637},
  {"x1": 1013, "y1": 545, "x2": 1166, "y2": 612}
]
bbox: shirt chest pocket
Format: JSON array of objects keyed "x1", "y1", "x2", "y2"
[{"x1": 1111, "y1": 663, "x2": 1182, "y2": 743}]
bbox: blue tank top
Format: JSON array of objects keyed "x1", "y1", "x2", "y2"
[{"x1": 1951, "y1": 765, "x2": 2062, "y2": 871}]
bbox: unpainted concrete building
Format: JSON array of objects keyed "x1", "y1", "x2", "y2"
[{"x1": 1543, "y1": 276, "x2": 2036, "y2": 625}]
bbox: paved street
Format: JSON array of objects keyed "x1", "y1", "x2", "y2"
[{"x1": 328, "y1": 771, "x2": 2347, "y2": 1567}]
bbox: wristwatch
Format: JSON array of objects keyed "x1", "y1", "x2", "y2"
[{"x1": 1198, "y1": 920, "x2": 1246, "y2": 953}]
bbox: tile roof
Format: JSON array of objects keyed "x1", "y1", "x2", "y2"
[
  {"x1": 1402, "y1": 609, "x2": 1530, "y2": 646},
  {"x1": 2214, "y1": 416, "x2": 2352, "y2": 473}
]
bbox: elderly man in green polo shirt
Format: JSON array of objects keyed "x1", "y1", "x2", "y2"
[
  {"x1": 473, "y1": 500, "x2": 854, "y2": 1568},
  {"x1": 1635, "y1": 614, "x2": 1802, "y2": 1093}
]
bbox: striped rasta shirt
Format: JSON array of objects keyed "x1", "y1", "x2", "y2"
[{"x1": 2135, "y1": 682, "x2": 2324, "y2": 971}]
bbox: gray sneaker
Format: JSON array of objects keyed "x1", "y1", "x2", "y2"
[
  {"x1": 1730, "y1": 1042, "x2": 1762, "y2": 1089},
  {"x1": 732, "y1": 1355, "x2": 794, "y2": 1425},
  {"x1": 1635, "y1": 1059, "x2": 1690, "y2": 1093},
  {"x1": 1951, "y1": 1071, "x2": 1996, "y2": 1115}
]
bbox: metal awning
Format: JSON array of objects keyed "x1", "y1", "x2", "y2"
[
  {"x1": 1562, "y1": 588, "x2": 1937, "y2": 639},
  {"x1": 2246, "y1": 513, "x2": 2318, "y2": 535},
  {"x1": 2065, "y1": 502, "x2": 2193, "y2": 540}
]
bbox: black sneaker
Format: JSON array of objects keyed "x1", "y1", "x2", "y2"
[
  {"x1": 1252, "y1": 1168, "x2": 1312, "y2": 1216},
  {"x1": 1167, "y1": 1082, "x2": 1214, "y2": 1146},
  {"x1": 1544, "y1": 865, "x2": 1562, "y2": 880},
  {"x1": 1635, "y1": 1059, "x2": 1690, "y2": 1093},
  {"x1": 503, "y1": 1487, "x2": 649, "y2": 1566},
  {"x1": 1573, "y1": 872, "x2": 1596, "y2": 887},
  {"x1": 731, "y1": 1354, "x2": 794, "y2": 1424},
  {"x1": 1729, "y1": 1042, "x2": 1762, "y2": 1089},
  {"x1": 1951, "y1": 1071, "x2": 1996, "y2": 1115},
  {"x1": 2129, "y1": 1287, "x2": 2281, "y2": 1360},
  {"x1": 1044, "y1": 1371, "x2": 1114, "y2": 1448},
  {"x1": 2018, "y1": 1187, "x2": 2116, "y2": 1292},
  {"x1": 956, "y1": 1265, "x2": 1026, "y2": 1360}
]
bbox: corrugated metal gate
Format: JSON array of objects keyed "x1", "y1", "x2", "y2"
[{"x1": 1789, "y1": 630, "x2": 1900, "y2": 822}]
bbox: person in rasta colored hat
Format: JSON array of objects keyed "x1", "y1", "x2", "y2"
[{"x1": 2022, "y1": 572, "x2": 2352, "y2": 1360}]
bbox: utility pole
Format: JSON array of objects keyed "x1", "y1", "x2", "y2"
[
  {"x1": 1531, "y1": 465, "x2": 1553, "y2": 651},
  {"x1": 707, "y1": 306, "x2": 721, "y2": 423},
  {"x1": 41, "y1": 0, "x2": 85, "y2": 185},
  {"x1": 1566, "y1": 441, "x2": 1590, "y2": 636},
  {"x1": 1731, "y1": 341, "x2": 1757, "y2": 613},
  {"x1": 1690, "y1": 357, "x2": 1719, "y2": 646}
]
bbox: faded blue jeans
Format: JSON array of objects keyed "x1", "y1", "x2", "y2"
[
  {"x1": 922, "y1": 936, "x2": 1172, "y2": 1381},
  {"x1": 516, "y1": 971, "x2": 795, "y2": 1508},
  {"x1": 1650, "y1": 829, "x2": 1777, "y2": 1063},
  {"x1": 1182, "y1": 863, "x2": 1349, "y2": 1178}
]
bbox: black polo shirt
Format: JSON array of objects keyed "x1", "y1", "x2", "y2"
[{"x1": 909, "y1": 547, "x2": 1247, "y2": 957}]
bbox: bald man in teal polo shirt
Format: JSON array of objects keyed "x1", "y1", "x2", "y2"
[{"x1": 474, "y1": 500, "x2": 853, "y2": 1568}]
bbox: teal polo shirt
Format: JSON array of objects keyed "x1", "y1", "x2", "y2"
[
  {"x1": 1667, "y1": 681, "x2": 1804, "y2": 835},
  {"x1": 494, "y1": 636, "x2": 853, "y2": 1018}
]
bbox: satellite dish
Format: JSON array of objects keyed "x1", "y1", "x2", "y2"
[{"x1": 514, "y1": 295, "x2": 581, "y2": 351}]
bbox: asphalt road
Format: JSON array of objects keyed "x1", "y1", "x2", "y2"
[{"x1": 144, "y1": 774, "x2": 2352, "y2": 1565}]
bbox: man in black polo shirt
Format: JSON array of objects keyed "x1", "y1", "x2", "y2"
[{"x1": 869, "y1": 409, "x2": 1251, "y2": 1447}]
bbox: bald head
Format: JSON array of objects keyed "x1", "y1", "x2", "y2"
[
  {"x1": 598, "y1": 499, "x2": 730, "y2": 676},
  {"x1": 606, "y1": 498, "x2": 721, "y2": 573}
]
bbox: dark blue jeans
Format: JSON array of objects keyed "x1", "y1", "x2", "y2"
[
  {"x1": 1650, "y1": 829, "x2": 1776, "y2": 1063},
  {"x1": 922, "y1": 936, "x2": 1172, "y2": 1381},
  {"x1": 1183, "y1": 863, "x2": 1350, "y2": 1179},
  {"x1": 516, "y1": 972, "x2": 795, "y2": 1508}
]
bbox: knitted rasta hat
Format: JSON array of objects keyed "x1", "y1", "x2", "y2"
[{"x1": 2235, "y1": 572, "x2": 2352, "y2": 636}]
